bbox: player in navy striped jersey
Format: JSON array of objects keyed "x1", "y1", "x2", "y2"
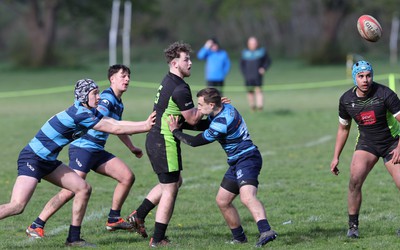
[
  {"x1": 0, "y1": 79, "x2": 155, "y2": 247},
  {"x1": 167, "y1": 88, "x2": 277, "y2": 247},
  {"x1": 330, "y1": 61, "x2": 400, "y2": 238},
  {"x1": 26, "y1": 65, "x2": 147, "y2": 240}
]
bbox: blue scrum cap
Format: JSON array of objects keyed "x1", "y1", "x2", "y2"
[
  {"x1": 352, "y1": 60, "x2": 373, "y2": 86},
  {"x1": 74, "y1": 79, "x2": 98, "y2": 103}
]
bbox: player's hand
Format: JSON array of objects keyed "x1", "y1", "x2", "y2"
[
  {"x1": 390, "y1": 146, "x2": 400, "y2": 164},
  {"x1": 167, "y1": 115, "x2": 180, "y2": 132},
  {"x1": 205, "y1": 39, "x2": 213, "y2": 48},
  {"x1": 131, "y1": 146, "x2": 143, "y2": 158},
  {"x1": 330, "y1": 159, "x2": 340, "y2": 176},
  {"x1": 221, "y1": 96, "x2": 231, "y2": 104},
  {"x1": 145, "y1": 111, "x2": 156, "y2": 131}
]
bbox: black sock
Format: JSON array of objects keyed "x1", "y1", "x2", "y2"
[
  {"x1": 67, "y1": 225, "x2": 81, "y2": 242},
  {"x1": 231, "y1": 226, "x2": 246, "y2": 241},
  {"x1": 31, "y1": 217, "x2": 46, "y2": 229},
  {"x1": 153, "y1": 222, "x2": 168, "y2": 243},
  {"x1": 137, "y1": 198, "x2": 156, "y2": 220},
  {"x1": 349, "y1": 214, "x2": 359, "y2": 226},
  {"x1": 108, "y1": 209, "x2": 121, "y2": 223}
]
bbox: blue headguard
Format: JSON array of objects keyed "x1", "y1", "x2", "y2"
[{"x1": 352, "y1": 60, "x2": 373, "y2": 86}]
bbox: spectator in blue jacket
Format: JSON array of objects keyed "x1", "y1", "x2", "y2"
[
  {"x1": 240, "y1": 36, "x2": 272, "y2": 112},
  {"x1": 197, "y1": 38, "x2": 231, "y2": 95}
]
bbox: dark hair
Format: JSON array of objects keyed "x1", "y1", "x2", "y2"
[
  {"x1": 196, "y1": 88, "x2": 222, "y2": 108},
  {"x1": 164, "y1": 41, "x2": 192, "y2": 64},
  {"x1": 108, "y1": 64, "x2": 130, "y2": 81}
]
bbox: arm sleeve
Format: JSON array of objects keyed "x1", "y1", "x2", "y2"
[
  {"x1": 180, "y1": 119, "x2": 211, "y2": 131},
  {"x1": 385, "y1": 89, "x2": 400, "y2": 116},
  {"x1": 172, "y1": 129, "x2": 212, "y2": 147},
  {"x1": 172, "y1": 85, "x2": 195, "y2": 111},
  {"x1": 263, "y1": 50, "x2": 272, "y2": 70},
  {"x1": 197, "y1": 47, "x2": 209, "y2": 60},
  {"x1": 223, "y1": 52, "x2": 231, "y2": 76}
]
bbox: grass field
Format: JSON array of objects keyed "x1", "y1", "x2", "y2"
[{"x1": 1, "y1": 59, "x2": 400, "y2": 249}]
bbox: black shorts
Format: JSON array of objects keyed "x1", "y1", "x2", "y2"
[
  {"x1": 146, "y1": 131, "x2": 182, "y2": 174},
  {"x1": 355, "y1": 137, "x2": 399, "y2": 163},
  {"x1": 245, "y1": 77, "x2": 263, "y2": 91}
]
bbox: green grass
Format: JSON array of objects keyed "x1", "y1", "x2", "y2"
[{"x1": 1, "y1": 59, "x2": 400, "y2": 249}]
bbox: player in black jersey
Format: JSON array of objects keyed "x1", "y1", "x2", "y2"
[
  {"x1": 127, "y1": 41, "x2": 204, "y2": 247},
  {"x1": 330, "y1": 60, "x2": 400, "y2": 238}
]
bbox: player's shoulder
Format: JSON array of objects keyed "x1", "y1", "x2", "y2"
[{"x1": 339, "y1": 87, "x2": 356, "y2": 101}]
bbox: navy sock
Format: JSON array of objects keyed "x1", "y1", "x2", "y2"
[
  {"x1": 67, "y1": 225, "x2": 81, "y2": 242},
  {"x1": 257, "y1": 219, "x2": 271, "y2": 233},
  {"x1": 153, "y1": 222, "x2": 168, "y2": 243},
  {"x1": 231, "y1": 226, "x2": 246, "y2": 241},
  {"x1": 108, "y1": 209, "x2": 121, "y2": 223},
  {"x1": 137, "y1": 198, "x2": 156, "y2": 219},
  {"x1": 31, "y1": 217, "x2": 46, "y2": 229}
]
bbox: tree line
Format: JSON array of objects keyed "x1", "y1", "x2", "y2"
[{"x1": 0, "y1": 0, "x2": 398, "y2": 68}]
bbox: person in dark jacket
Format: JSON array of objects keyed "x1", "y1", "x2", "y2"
[{"x1": 240, "y1": 36, "x2": 271, "y2": 112}]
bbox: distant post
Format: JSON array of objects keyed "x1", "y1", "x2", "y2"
[
  {"x1": 122, "y1": 1, "x2": 132, "y2": 67},
  {"x1": 390, "y1": 14, "x2": 399, "y2": 65},
  {"x1": 109, "y1": 0, "x2": 120, "y2": 66}
]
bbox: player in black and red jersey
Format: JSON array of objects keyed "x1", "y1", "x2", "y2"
[{"x1": 330, "y1": 60, "x2": 400, "y2": 238}]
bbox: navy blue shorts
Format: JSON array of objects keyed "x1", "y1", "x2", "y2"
[
  {"x1": 68, "y1": 146, "x2": 115, "y2": 173},
  {"x1": 223, "y1": 148, "x2": 262, "y2": 188},
  {"x1": 17, "y1": 147, "x2": 62, "y2": 182}
]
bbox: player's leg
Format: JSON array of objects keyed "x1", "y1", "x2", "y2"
[
  {"x1": 26, "y1": 170, "x2": 87, "y2": 238},
  {"x1": 149, "y1": 172, "x2": 180, "y2": 247},
  {"x1": 96, "y1": 156, "x2": 134, "y2": 231},
  {"x1": 254, "y1": 86, "x2": 263, "y2": 111},
  {"x1": 216, "y1": 177, "x2": 247, "y2": 244},
  {"x1": 239, "y1": 185, "x2": 265, "y2": 222},
  {"x1": 236, "y1": 149, "x2": 277, "y2": 246},
  {"x1": 44, "y1": 163, "x2": 93, "y2": 245},
  {"x1": 247, "y1": 90, "x2": 255, "y2": 111},
  {"x1": 0, "y1": 175, "x2": 38, "y2": 219},
  {"x1": 347, "y1": 149, "x2": 378, "y2": 237},
  {"x1": 216, "y1": 186, "x2": 240, "y2": 228}
]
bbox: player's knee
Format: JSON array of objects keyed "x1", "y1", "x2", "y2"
[
  {"x1": 216, "y1": 196, "x2": 229, "y2": 208},
  {"x1": 119, "y1": 171, "x2": 135, "y2": 186},
  {"x1": 348, "y1": 177, "x2": 363, "y2": 191},
  {"x1": 12, "y1": 202, "x2": 26, "y2": 215},
  {"x1": 76, "y1": 182, "x2": 92, "y2": 198}
]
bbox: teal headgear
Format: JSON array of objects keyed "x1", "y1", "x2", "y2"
[{"x1": 352, "y1": 60, "x2": 373, "y2": 86}]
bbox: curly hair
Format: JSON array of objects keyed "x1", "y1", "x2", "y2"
[{"x1": 164, "y1": 41, "x2": 192, "y2": 64}]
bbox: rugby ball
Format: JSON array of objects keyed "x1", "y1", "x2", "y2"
[{"x1": 357, "y1": 15, "x2": 382, "y2": 42}]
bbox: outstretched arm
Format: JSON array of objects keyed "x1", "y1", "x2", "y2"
[{"x1": 93, "y1": 111, "x2": 156, "y2": 135}]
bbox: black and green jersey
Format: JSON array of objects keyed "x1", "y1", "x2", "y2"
[
  {"x1": 151, "y1": 72, "x2": 195, "y2": 135},
  {"x1": 145, "y1": 72, "x2": 195, "y2": 174},
  {"x1": 339, "y1": 82, "x2": 400, "y2": 144}
]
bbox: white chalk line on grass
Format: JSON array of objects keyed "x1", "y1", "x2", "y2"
[{"x1": 260, "y1": 135, "x2": 333, "y2": 156}]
